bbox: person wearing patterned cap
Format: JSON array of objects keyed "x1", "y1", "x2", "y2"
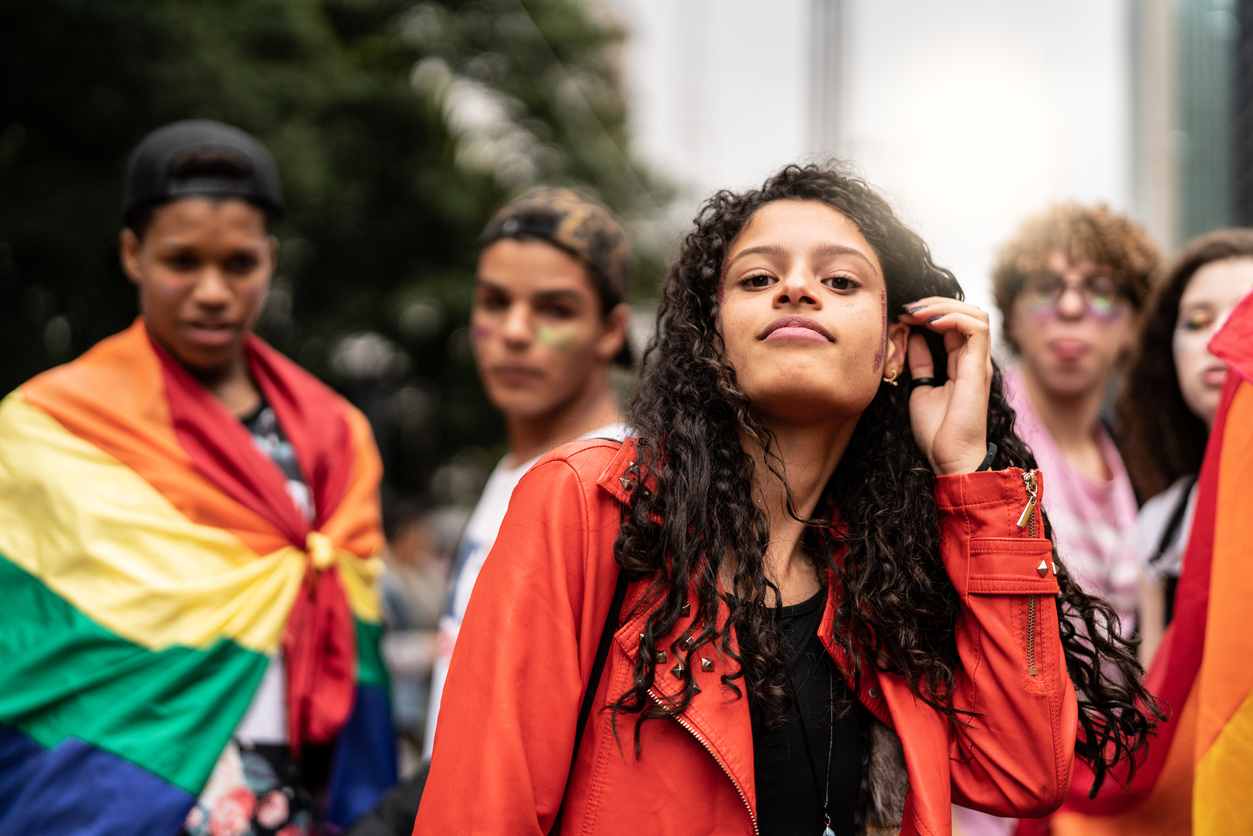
[{"x1": 421, "y1": 187, "x2": 635, "y2": 759}]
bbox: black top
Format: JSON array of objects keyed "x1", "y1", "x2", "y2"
[
  {"x1": 750, "y1": 588, "x2": 862, "y2": 836},
  {"x1": 241, "y1": 401, "x2": 314, "y2": 522}
]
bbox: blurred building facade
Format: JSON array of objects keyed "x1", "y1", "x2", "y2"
[{"x1": 1134, "y1": 0, "x2": 1246, "y2": 251}]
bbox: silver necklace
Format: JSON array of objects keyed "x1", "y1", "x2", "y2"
[{"x1": 789, "y1": 665, "x2": 836, "y2": 836}]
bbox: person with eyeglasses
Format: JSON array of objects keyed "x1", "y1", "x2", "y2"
[
  {"x1": 992, "y1": 205, "x2": 1161, "y2": 639},
  {"x1": 1011, "y1": 230, "x2": 1253, "y2": 836},
  {"x1": 951, "y1": 205, "x2": 1161, "y2": 836}
]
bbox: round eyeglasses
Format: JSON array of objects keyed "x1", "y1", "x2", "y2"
[{"x1": 1021, "y1": 272, "x2": 1127, "y2": 320}]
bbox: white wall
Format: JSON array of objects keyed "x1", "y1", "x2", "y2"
[
  {"x1": 605, "y1": 0, "x2": 812, "y2": 206},
  {"x1": 606, "y1": 0, "x2": 1133, "y2": 332},
  {"x1": 837, "y1": 0, "x2": 1132, "y2": 322}
]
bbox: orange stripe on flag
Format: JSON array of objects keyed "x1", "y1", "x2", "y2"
[
  {"x1": 1051, "y1": 682, "x2": 1197, "y2": 836},
  {"x1": 1192, "y1": 380, "x2": 1253, "y2": 835},
  {"x1": 1194, "y1": 382, "x2": 1253, "y2": 758},
  {"x1": 319, "y1": 405, "x2": 385, "y2": 559},
  {"x1": 22, "y1": 321, "x2": 288, "y2": 556}
]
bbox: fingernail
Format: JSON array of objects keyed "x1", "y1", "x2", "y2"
[
  {"x1": 927, "y1": 315, "x2": 945, "y2": 322},
  {"x1": 905, "y1": 305, "x2": 926, "y2": 314}
]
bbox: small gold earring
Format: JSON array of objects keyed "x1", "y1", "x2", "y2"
[{"x1": 882, "y1": 369, "x2": 899, "y2": 387}]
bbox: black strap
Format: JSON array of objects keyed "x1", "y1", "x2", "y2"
[
  {"x1": 549, "y1": 568, "x2": 630, "y2": 835},
  {"x1": 1150, "y1": 476, "x2": 1197, "y2": 566},
  {"x1": 974, "y1": 442, "x2": 999, "y2": 472}
]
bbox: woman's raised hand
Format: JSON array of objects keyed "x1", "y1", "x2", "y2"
[{"x1": 899, "y1": 297, "x2": 993, "y2": 476}]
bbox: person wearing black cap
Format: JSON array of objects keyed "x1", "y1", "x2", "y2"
[
  {"x1": 0, "y1": 120, "x2": 396, "y2": 835},
  {"x1": 120, "y1": 119, "x2": 286, "y2": 410}
]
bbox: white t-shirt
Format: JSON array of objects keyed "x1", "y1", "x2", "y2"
[
  {"x1": 423, "y1": 424, "x2": 629, "y2": 758},
  {"x1": 1135, "y1": 476, "x2": 1198, "y2": 580}
]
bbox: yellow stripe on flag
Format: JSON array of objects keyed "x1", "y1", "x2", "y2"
[
  {"x1": 0, "y1": 393, "x2": 304, "y2": 653},
  {"x1": 1194, "y1": 688, "x2": 1253, "y2": 835},
  {"x1": 337, "y1": 550, "x2": 384, "y2": 623}
]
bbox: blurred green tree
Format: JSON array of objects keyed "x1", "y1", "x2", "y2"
[{"x1": 0, "y1": 0, "x2": 665, "y2": 503}]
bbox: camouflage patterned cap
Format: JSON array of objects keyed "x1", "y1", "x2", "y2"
[{"x1": 479, "y1": 187, "x2": 635, "y2": 311}]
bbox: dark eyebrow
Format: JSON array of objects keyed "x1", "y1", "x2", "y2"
[
  {"x1": 725, "y1": 244, "x2": 789, "y2": 270},
  {"x1": 532, "y1": 289, "x2": 584, "y2": 305},
  {"x1": 724, "y1": 242, "x2": 881, "y2": 277},
  {"x1": 812, "y1": 244, "x2": 880, "y2": 275},
  {"x1": 155, "y1": 240, "x2": 264, "y2": 255},
  {"x1": 474, "y1": 278, "x2": 585, "y2": 305}
]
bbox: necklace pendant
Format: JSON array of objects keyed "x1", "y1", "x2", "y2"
[{"x1": 822, "y1": 828, "x2": 835, "y2": 836}]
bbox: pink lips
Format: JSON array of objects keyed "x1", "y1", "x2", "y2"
[
  {"x1": 184, "y1": 321, "x2": 236, "y2": 348},
  {"x1": 490, "y1": 364, "x2": 544, "y2": 387},
  {"x1": 1201, "y1": 366, "x2": 1228, "y2": 388},
  {"x1": 1049, "y1": 339, "x2": 1089, "y2": 363},
  {"x1": 759, "y1": 315, "x2": 833, "y2": 343}
]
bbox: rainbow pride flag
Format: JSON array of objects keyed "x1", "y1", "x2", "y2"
[
  {"x1": 1024, "y1": 291, "x2": 1253, "y2": 836},
  {"x1": 1190, "y1": 291, "x2": 1253, "y2": 834},
  {"x1": 0, "y1": 321, "x2": 396, "y2": 835}
]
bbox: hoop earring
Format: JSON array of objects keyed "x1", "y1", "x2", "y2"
[{"x1": 882, "y1": 369, "x2": 899, "y2": 387}]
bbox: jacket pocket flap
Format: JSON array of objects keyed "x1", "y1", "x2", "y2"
[{"x1": 965, "y1": 538, "x2": 1060, "y2": 595}]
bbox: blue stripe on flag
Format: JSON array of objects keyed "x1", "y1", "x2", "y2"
[
  {"x1": 0, "y1": 724, "x2": 194, "y2": 836},
  {"x1": 324, "y1": 685, "x2": 398, "y2": 828}
]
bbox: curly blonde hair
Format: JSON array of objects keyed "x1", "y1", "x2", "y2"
[{"x1": 993, "y1": 204, "x2": 1161, "y2": 351}]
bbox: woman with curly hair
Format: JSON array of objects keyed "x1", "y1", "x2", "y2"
[
  {"x1": 1118, "y1": 229, "x2": 1253, "y2": 663},
  {"x1": 413, "y1": 165, "x2": 1160, "y2": 836}
]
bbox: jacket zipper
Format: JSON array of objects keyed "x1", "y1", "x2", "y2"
[
  {"x1": 1016, "y1": 470, "x2": 1038, "y2": 538},
  {"x1": 654, "y1": 690, "x2": 759, "y2": 834},
  {"x1": 1018, "y1": 470, "x2": 1040, "y2": 677},
  {"x1": 1027, "y1": 596, "x2": 1038, "y2": 677}
]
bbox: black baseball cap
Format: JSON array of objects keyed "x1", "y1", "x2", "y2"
[{"x1": 123, "y1": 120, "x2": 285, "y2": 220}]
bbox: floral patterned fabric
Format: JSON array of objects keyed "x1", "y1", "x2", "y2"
[{"x1": 183, "y1": 741, "x2": 320, "y2": 836}]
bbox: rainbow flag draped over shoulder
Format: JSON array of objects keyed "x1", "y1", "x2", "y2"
[
  {"x1": 0, "y1": 320, "x2": 396, "y2": 835},
  {"x1": 1028, "y1": 292, "x2": 1253, "y2": 836}
]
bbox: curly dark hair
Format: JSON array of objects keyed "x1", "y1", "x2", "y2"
[
  {"x1": 1117, "y1": 228, "x2": 1253, "y2": 500},
  {"x1": 992, "y1": 204, "x2": 1161, "y2": 352},
  {"x1": 611, "y1": 163, "x2": 1161, "y2": 796}
]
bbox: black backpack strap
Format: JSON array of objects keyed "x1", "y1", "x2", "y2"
[
  {"x1": 549, "y1": 567, "x2": 630, "y2": 835},
  {"x1": 1150, "y1": 475, "x2": 1198, "y2": 567}
]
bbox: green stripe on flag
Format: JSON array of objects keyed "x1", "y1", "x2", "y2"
[
  {"x1": 0, "y1": 554, "x2": 267, "y2": 795},
  {"x1": 356, "y1": 618, "x2": 389, "y2": 690}
]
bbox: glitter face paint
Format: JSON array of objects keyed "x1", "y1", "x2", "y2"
[
  {"x1": 872, "y1": 289, "x2": 886, "y2": 371},
  {"x1": 536, "y1": 324, "x2": 576, "y2": 351}
]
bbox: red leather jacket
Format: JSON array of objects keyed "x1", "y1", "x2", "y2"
[{"x1": 414, "y1": 440, "x2": 1078, "y2": 836}]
